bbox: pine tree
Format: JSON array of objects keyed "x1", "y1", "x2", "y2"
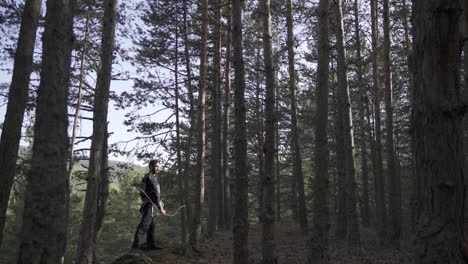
[
  {"x1": 222, "y1": 2, "x2": 233, "y2": 230},
  {"x1": 232, "y1": 0, "x2": 249, "y2": 262},
  {"x1": 383, "y1": 0, "x2": 401, "y2": 248},
  {"x1": 353, "y1": 0, "x2": 370, "y2": 228},
  {"x1": 286, "y1": 0, "x2": 307, "y2": 232},
  {"x1": 173, "y1": 0, "x2": 187, "y2": 245},
  {"x1": 76, "y1": 0, "x2": 118, "y2": 262},
  {"x1": 261, "y1": 0, "x2": 277, "y2": 263},
  {"x1": 334, "y1": 0, "x2": 360, "y2": 248},
  {"x1": 16, "y1": 0, "x2": 74, "y2": 261},
  {"x1": 307, "y1": 0, "x2": 330, "y2": 262},
  {"x1": 371, "y1": 0, "x2": 387, "y2": 244},
  {"x1": 412, "y1": 0, "x2": 465, "y2": 263},
  {"x1": 0, "y1": 0, "x2": 41, "y2": 246},
  {"x1": 190, "y1": 0, "x2": 209, "y2": 250}
]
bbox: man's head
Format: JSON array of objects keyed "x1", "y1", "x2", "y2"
[{"x1": 149, "y1": 159, "x2": 160, "y2": 174}]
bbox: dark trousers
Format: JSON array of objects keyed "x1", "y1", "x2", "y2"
[{"x1": 132, "y1": 202, "x2": 156, "y2": 249}]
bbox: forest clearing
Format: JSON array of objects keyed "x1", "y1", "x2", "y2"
[{"x1": 0, "y1": 0, "x2": 466, "y2": 263}]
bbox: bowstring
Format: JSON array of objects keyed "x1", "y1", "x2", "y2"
[{"x1": 139, "y1": 187, "x2": 185, "y2": 217}]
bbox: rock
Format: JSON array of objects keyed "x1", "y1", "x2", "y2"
[{"x1": 111, "y1": 252, "x2": 154, "y2": 264}]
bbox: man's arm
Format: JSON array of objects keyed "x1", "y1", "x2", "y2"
[
  {"x1": 155, "y1": 182, "x2": 163, "y2": 209},
  {"x1": 139, "y1": 174, "x2": 148, "y2": 202},
  {"x1": 153, "y1": 179, "x2": 166, "y2": 214},
  {"x1": 154, "y1": 183, "x2": 161, "y2": 203}
]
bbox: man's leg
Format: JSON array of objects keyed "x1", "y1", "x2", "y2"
[
  {"x1": 131, "y1": 203, "x2": 153, "y2": 250},
  {"x1": 147, "y1": 211, "x2": 163, "y2": 249},
  {"x1": 147, "y1": 217, "x2": 155, "y2": 246}
]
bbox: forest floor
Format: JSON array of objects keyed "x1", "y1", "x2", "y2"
[{"x1": 131, "y1": 223, "x2": 412, "y2": 264}]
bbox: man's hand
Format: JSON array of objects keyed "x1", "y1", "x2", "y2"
[{"x1": 159, "y1": 201, "x2": 166, "y2": 215}]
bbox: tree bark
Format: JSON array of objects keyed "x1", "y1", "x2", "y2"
[
  {"x1": 353, "y1": 0, "x2": 370, "y2": 228},
  {"x1": 286, "y1": 0, "x2": 307, "y2": 232},
  {"x1": 0, "y1": 0, "x2": 41, "y2": 246},
  {"x1": 255, "y1": 46, "x2": 265, "y2": 224},
  {"x1": 331, "y1": 65, "x2": 339, "y2": 225},
  {"x1": 190, "y1": 0, "x2": 208, "y2": 250},
  {"x1": 182, "y1": 0, "x2": 194, "y2": 237},
  {"x1": 412, "y1": 1, "x2": 465, "y2": 263},
  {"x1": 16, "y1": 0, "x2": 74, "y2": 261},
  {"x1": 463, "y1": 0, "x2": 468, "y2": 208},
  {"x1": 400, "y1": 0, "x2": 416, "y2": 232},
  {"x1": 275, "y1": 87, "x2": 281, "y2": 222},
  {"x1": 365, "y1": 84, "x2": 378, "y2": 229},
  {"x1": 335, "y1": 0, "x2": 360, "y2": 248},
  {"x1": 208, "y1": 0, "x2": 223, "y2": 238},
  {"x1": 371, "y1": 0, "x2": 387, "y2": 244},
  {"x1": 215, "y1": 1, "x2": 224, "y2": 231},
  {"x1": 465, "y1": 0, "x2": 468, "y2": 94},
  {"x1": 275, "y1": 119, "x2": 281, "y2": 222},
  {"x1": 174, "y1": 0, "x2": 187, "y2": 245},
  {"x1": 307, "y1": 0, "x2": 330, "y2": 262},
  {"x1": 383, "y1": 0, "x2": 401, "y2": 248},
  {"x1": 334, "y1": 57, "x2": 347, "y2": 240},
  {"x1": 76, "y1": 0, "x2": 117, "y2": 262},
  {"x1": 261, "y1": 0, "x2": 277, "y2": 263},
  {"x1": 232, "y1": 0, "x2": 249, "y2": 262},
  {"x1": 222, "y1": 3, "x2": 232, "y2": 230},
  {"x1": 93, "y1": 128, "x2": 110, "y2": 264}
]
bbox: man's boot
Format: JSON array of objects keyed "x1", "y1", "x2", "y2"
[{"x1": 130, "y1": 229, "x2": 143, "y2": 253}]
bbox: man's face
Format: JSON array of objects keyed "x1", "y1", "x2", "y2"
[{"x1": 150, "y1": 162, "x2": 160, "y2": 173}]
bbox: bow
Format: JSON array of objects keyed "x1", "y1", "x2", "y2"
[{"x1": 139, "y1": 187, "x2": 185, "y2": 217}]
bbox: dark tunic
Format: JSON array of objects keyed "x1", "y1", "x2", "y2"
[{"x1": 132, "y1": 172, "x2": 162, "y2": 249}]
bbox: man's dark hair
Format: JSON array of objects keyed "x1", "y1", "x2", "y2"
[{"x1": 149, "y1": 159, "x2": 160, "y2": 167}]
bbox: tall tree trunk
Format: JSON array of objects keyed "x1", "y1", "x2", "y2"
[
  {"x1": 365, "y1": 86, "x2": 378, "y2": 228},
  {"x1": 412, "y1": 1, "x2": 465, "y2": 263},
  {"x1": 334, "y1": 59, "x2": 347, "y2": 240},
  {"x1": 400, "y1": 0, "x2": 416, "y2": 232},
  {"x1": 208, "y1": 0, "x2": 223, "y2": 237},
  {"x1": 275, "y1": 92, "x2": 281, "y2": 222},
  {"x1": 335, "y1": 0, "x2": 360, "y2": 248},
  {"x1": 291, "y1": 174, "x2": 298, "y2": 221},
  {"x1": 68, "y1": 12, "x2": 90, "y2": 180},
  {"x1": 261, "y1": 0, "x2": 277, "y2": 263},
  {"x1": 16, "y1": 0, "x2": 74, "y2": 261},
  {"x1": 290, "y1": 156, "x2": 298, "y2": 222},
  {"x1": 76, "y1": 0, "x2": 117, "y2": 262},
  {"x1": 465, "y1": 0, "x2": 468, "y2": 94},
  {"x1": 330, "y1": 60, "x2": 338, "y2": 224},
  {"x1": 255, "y1": 46, "x2": 265, "y2": 224},
  {"x1": 383, "y1": 0, "x2": 400, "y2": 248},
  {"x1": 174, "y1": 0, "x2": 187, "y2": 244},
  {"x1": 222, "y1": 3, "x2": 232, "y2": 230},
  {"x1": 215, "y1": 1, "x2": 224, "y2": 231},
  {"x1": 232, "y1": 0, "x2": 249, "y2": 262},
  {"x1": 463, "y1": 0, "x2": 468, "y2": 202},
  {"x1": 0, "y1": 0, "x2": 41, "y2": 246},
  {"x1": 353, "y1": 0, "x2": 370, "y2": 228},
  {"x1": 307, "y1": 0, "x2": 330, "y2": 262},
  {"x1": 371, "y1": 0, "x2": 387, "y2": 244},
  {"x1": 190, "y1": 0, "x2": 208, "y2": 250},
  {"x1": 286, "y1": 0, "x2": 307, "y2": 231},
  {"x1": 93, "y1": 128, "x2": 110, "y2": 264},
  {"x1": 183, "y1": 0, "x2": 194, "y2": 237}
]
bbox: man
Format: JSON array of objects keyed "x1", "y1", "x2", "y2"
[{"x1": 131, "y1": 159, "x2": 166, "y2": 252}]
